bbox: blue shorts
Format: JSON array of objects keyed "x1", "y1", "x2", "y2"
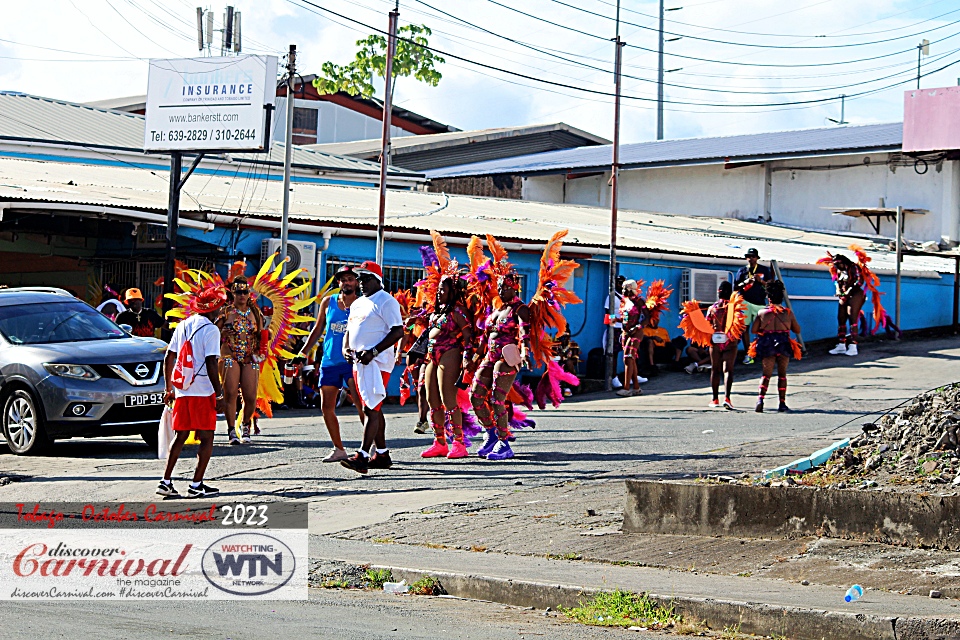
[{"x1": 319, "y1": 362, "x2": 353, "y2": 389}]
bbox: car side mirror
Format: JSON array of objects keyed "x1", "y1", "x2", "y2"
[{"x1": 119, "y1": 324, "x2": 133, "y2": 333}]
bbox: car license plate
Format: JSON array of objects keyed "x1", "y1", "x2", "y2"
[{"x1": 125, "y1": 393, "x2": 164, "y2": 407}]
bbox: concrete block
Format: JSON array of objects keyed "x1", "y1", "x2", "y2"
[{"x1": 623, "y1": 480, "x2": 960, "y2": 549}]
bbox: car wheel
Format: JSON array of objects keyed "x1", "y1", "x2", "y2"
[
  {"x1": 3, "y1": 389, "x2": 50, "y2": 455},
  {"x1": 140, "y1": 428, "x2": 159, "y2": 450}
]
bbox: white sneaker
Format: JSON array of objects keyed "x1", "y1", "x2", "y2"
[
  {"x1": 616, "y1": 389, "x2": 632, "y2": 397},
  {"x1": 611, "y1": 377, "x2": 623, "y2": 389},
  {"x1": 845, "y1": 344, "x2": 858, "y2": 356},
  {"x1": 684, "y1": 363, "x2": 698, "y2": 374},
  {"x1": 829, "y1": 343, "x2": 848, "y2": 355},
  {"x1": 636, "y1": 376, "x2": 648, "y2": 384}
]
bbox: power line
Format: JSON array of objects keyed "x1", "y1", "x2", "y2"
[
  {"x1": 546, "y1": 0, "x2": 960, "y2": 50},
  {"x1": 482, "y1": 0, "x2": 960, "y2": 69},
  {"x1": 289, "y1": 0, "x2": 960, "y2": 108},
  {"x1": 406, "y1": 0, "x2": 960, "y2": 97},
  {"x1": 585, "y1": 0, "x2": 960, "y2": 39}
]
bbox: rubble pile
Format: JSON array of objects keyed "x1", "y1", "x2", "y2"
[{"x1": 803, "y1": 384, "x2": 960, "y2": 491}]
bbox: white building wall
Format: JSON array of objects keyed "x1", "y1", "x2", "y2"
[
  {"x1": 520, "y1": 153, "x2": 960, "y2": 242},
  {"x1": 274, "y1": 98, "x2": 413, "y2": 144},
  {"x1": 521, "y1": 174, "x2": 565, "y2": 203},
  {"x1": 770, "y1": 154, "x2": 953, "y2": 240}
]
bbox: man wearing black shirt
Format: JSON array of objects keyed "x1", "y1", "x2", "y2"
[
  {"x1": 734, "y1": 248, "x2": 772, "y2": 365},
  {"x1": 116, "y1": 288, "x2": 164, "y2": 339}
]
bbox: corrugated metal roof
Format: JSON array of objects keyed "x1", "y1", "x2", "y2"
[
  {"x1": 307, "y1": 123, "x2": 610, "y2": 158},
  {"x1": 0, "y1": 92, "x2": 422, "y2": 179},
  {"x1": 426, "y1": 122, "x2": 904, "y2": 178},
  {"x1": 0, "y1": 156, "x2": 951, "y2": 275}
]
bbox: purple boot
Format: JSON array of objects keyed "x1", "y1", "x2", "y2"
[
  {"x1": 485, "y1": 439, "x2": 514, "y2": 461},
  {"x1": 477, "y1": 429, "x2": 498, "y2": 458}
]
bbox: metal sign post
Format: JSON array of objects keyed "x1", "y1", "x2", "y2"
[
  {"x1": 280, "y1": 45, "x2": 296, "y2": 277},
  {"x1": 896, "y1": 205, "x2": 903, "y2": 327}
]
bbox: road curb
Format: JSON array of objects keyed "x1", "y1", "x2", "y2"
[{"x1": 369, "y1": 563, "x2": 958, "y2": 640}]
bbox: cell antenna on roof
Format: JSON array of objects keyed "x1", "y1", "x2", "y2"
[
  {"x1": 222, "y1": 6, "x2": 234, "y2": 55},
  {"x1": 196, "y1": 7, "x2": 204, "y2": 52},
  {"x1": 205, "y1": 10, "x2": 214, "y2": 51},
  {"x1": 233, "y1": 11, "x2": 241, "y2": 53}
]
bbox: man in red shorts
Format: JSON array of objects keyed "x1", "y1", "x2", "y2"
[
  {"x1": 157, "y1": 286, "x2": 227, "y2": 498},
  {"x1": 341, "y1": 261, "x2": 404, "y2": 474}
]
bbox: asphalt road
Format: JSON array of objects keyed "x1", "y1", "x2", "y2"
[
  {"x1": 0, "y1": 336, "x2": 956, "y2": 638},
  {"x1": 1, "y1": 334, "x2": 951, "y2": 507},
  {"x1": 0, "y1": 589, "x2": 687, "y2": 640}
]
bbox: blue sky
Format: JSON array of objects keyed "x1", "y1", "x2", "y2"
[{"x1": 2, "y1": 0, "x2": 959, "y2": 143}]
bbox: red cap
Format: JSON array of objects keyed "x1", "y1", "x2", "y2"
[
  {"x1": 356, "y1": 261, "x2": 384, "y2": 282},
  {"x1": 196, "y1": 286, "x2": 228, "y2": 313}
]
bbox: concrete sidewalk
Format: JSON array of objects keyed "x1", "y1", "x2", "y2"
[{"x1": 312, "y1": 536, "x2": 960, "y2": 640}]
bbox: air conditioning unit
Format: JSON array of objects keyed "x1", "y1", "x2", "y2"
[
  {"x1": 260, "y1": 239, "x2": 317, "y2": 280},
  {"x1": 681, "y1": 268, "x2": 731, "y2": 303}
]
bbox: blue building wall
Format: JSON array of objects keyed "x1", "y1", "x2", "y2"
[{"x1": 180, "y1": 224, "x2": 956, "y2": 389}]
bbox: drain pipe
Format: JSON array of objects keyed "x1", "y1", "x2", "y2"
[{"x1": 313, "y1": 229, "x2": 332, "y2": 302}]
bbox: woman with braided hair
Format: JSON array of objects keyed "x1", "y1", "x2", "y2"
[
  {"x1": 469, "y1": 270, "x2": 531, "y2": 462},
  {"x1": 420, "y1": 274, "x2": 475, "y2": 459},
  {"x1": 750, "y1": 279, "x2": 802, "y2": 413}
]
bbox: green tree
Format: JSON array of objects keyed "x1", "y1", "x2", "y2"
[{"x1": 313, "y1": 24, "x2": 444, "y2": 98}]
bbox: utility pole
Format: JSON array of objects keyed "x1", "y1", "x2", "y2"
[
  {"x1": 657, "y1": 0, "x2": 664, "y2": 140},
  {"x1": 917, "y1": 39, "x2": 930, "y2": 89},
  {"x1": 280, "y1": 44, "x2": 296, "y2": 276},
  {"x1": 376, "y1": 3, "x2": 399, "y2": 266},
  {"x1": 605, "y1": 3, "x2": 624, "y2": 392}
]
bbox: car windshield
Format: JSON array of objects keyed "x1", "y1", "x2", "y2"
[{"x1": 0, "y1": 301, "x2": 128, "y2": 345}]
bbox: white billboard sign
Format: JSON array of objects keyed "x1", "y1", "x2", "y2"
[{"x1": 144, "y1": 55, "x2": 278, "y2": 153}]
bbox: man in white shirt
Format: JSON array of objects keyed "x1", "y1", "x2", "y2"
[
  {"x1": 340, "y1": 261, "x2": 404, "y2": 474},
  {"x1": 158, "y1": 286, "x2": 227, "y2": 498}
]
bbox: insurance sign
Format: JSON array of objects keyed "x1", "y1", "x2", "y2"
[{"x1": 144, "y1": 55, "x2": 278, "y2": 153}]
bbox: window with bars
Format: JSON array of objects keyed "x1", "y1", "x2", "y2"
[
  {"x1": 99, "y1": 258, "x2": 212, "y2": 307},
  {"x1": 324, "y1": 259, "x2": 425, "y2": 294},
  {"x1": 292, "y1": 107, "x2": 318, "y2": 145}
]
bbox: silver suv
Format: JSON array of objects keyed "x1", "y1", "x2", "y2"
[{"x1": 0, "y1": 288, "x2": 166, "y2": 454}]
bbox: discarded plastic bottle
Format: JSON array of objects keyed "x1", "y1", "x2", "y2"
[
  {"x1": 383, "y1": 581, "x2": 408, "y2": 594},
  {"x1": 844, "y1": 585, "x2": 863, "y2": 602}
]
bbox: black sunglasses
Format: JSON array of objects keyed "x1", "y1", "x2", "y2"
[{"x1": 233, "y1": 288, "x2": 249, "y2": 294}]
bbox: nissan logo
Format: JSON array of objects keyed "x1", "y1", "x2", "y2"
[{"x1": 135, "y1": 364, "x2": 150, "y2": 378}]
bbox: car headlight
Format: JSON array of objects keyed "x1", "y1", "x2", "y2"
[{"x1": 43, "y1": 364, "x2": 101, "y2": 381}]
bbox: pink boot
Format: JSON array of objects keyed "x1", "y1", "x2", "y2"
[
  {"x1": 446, "y1": 440, "x2": 468, "y2": 459},
  {"x1": 421, "y1": 439, "x2": 449, "y2": 458}
]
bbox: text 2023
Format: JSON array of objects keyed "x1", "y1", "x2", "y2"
[{"x1": 220, "y1": 504, "x2": 268, "y2": 526}]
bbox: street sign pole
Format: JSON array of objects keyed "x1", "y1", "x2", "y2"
[{"x1": 280, "y1": 44, "x2": 296, "y2": 277}]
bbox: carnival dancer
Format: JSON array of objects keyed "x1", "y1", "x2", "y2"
[
  {"x1": 735, "y1": 248, "x2": 772, "y2": 364},
  {"x1": 297, "y1": 265, "x2": 367, "y2": 462},
  {"x1": 469, "y1": 268, "x2": 530, "y2": 461},
  {"x1": 341, "y1": 261, "x2": 405, "y2": 474},
  {"x1": 640, "y1": 280, "x2": 673, "y2": 377},
  {"x1": 158, "y1": 285, "x2": 226, "y2": 498},
  {"x1": 419, "y1": 269, "x2": 474, "y2": 459},
  {"x1": 680, "y1": 283, "x2": 745, "y2": 408},
  {"x1": 817, "y1": 245, "x2": 895, "y2": 357},
  {"x1": 618, "y1": 279, "x2": 644, "y2": 397},
  {"x1": 470, "y1": 231, "x2": 581, "y2": 461},
  {"x1": 165, "y1": 254, "x2": 316, "y2": 444},
  {"x1": 217, "y1": 276, "x2": 264, "y2": 444},
  {"x1": 749, "y1": 280, "x2": 802, "y2": 413}
]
